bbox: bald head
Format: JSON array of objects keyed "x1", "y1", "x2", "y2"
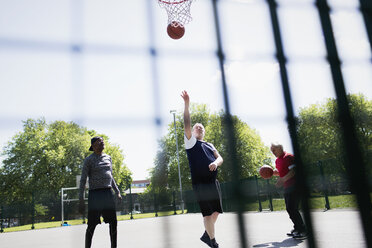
[
  {"x1": 192, "y1": 123, "x2": 205, "y2": 140},
  {"x1": 271, "y1": 142, "x2": 284, "y2": 158}
]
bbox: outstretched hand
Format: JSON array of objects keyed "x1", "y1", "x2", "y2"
[
  {"x1": 117, "y1": 193, "x2": 122, "y2": 200},
  {"x1": 181, "y1": 90, "x2": 189, "y2": 104}
]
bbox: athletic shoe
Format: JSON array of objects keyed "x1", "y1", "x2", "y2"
[
  {"x1": 286, "y1": 229, "x2": 295, "y2": 236},
  {"x1": 287, "y1": 229, "x2": 298, "y2": 237},
  {"x1": 210, "y1": 238, "x2": 219, "y2": 248},
  {"x1": 200, "y1": 231, "x2": 211, "y2": 247},
  {"x1": 293, "y1": 231, "x2": 308, "y2": 240}
]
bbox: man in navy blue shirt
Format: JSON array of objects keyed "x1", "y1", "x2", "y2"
[{"x1": 181, "y1": 90, "x2": 223, "y2": 248}]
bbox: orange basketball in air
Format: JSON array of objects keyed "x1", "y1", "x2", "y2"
[
  {"x1": 259, "y1": 165, "x2": 274, "y2": 179},
  {"x1": 167, "y1": 21, "x2": 185, "y2": 40}
]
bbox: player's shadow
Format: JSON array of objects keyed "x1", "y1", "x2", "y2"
[{"x1": 252, "y1": 238, "x2": 304, "y2": 247}]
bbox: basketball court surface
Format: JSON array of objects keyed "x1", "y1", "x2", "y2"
[{"x1": 0, "y1": 209, "x2": 365, "y2": 248}]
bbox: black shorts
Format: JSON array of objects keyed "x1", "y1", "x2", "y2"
[
  {"x1": 193, "y1": 180, "x2": 223, "y2": 217},
  {"x1": 87, "y1": 188, "x2": 117, "y2": 226}
]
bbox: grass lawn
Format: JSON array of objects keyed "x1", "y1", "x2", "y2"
[
  {"x1": 1, "y1": 210, "x2": 186, "y2": 233},
  {"x1": 117, "y1": 210, "x2": 187, "y2": 221},
  {"x1": 0, "y1": 195, "x2": 361, "y2": 233},
  {"x1": 245, "y1": 194, "x2": 358, "y2": 212}
]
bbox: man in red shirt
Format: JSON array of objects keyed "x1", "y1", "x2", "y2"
[{"x1": 271, "y1": 142, "x2": 307, "y2": 240}]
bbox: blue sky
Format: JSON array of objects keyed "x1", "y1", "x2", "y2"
[{"x1": 0, "y1": 0, "x2": 371, "y2": 181}]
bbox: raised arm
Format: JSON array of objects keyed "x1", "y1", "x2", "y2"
[{"x1": 181, "y1": 90, "x2": 192, "y2": 139}]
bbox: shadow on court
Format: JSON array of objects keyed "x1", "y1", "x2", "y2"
[{"x1": 253, "y1": 238, "x2": 304, "y2": 247}]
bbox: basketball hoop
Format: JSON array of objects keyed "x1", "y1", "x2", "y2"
[{"x1": 158, "y1": 0, "x2": 194, "y2": 27}]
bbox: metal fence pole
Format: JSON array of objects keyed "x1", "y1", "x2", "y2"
[
  {"x1": 129, "y1": 184, "x2": 133, "y2": 220},
  {"x1": 0, "y1": 206, "x2": 3, "y2": 233},
  {"x1": 315, "y1": 1, "x2": 372, "y2": 246},
  {"x1": 154, "y1": 193, "x2": 158, "y2": 217},
  {"x1": 317, "y1": 161, "x2": 330, "y2": 210},
  {"x1": 255, "y1": 176, "x2": 263, "y2": 212},
  {"x1": 266, "y1": 179, "x2": 273, "y2": 211},
  {"x1": 31, "y1": 192, "x2": 35, "y2": 230},
  {"x1": 61, "y1": 188, "x2": 64, "y2": 225},
  {"x1": 173, "y1": 191, "x2": 177, "y2": 215},
  {"x1": 266, "y1": 0, "x2": 316, "y2": 247}
]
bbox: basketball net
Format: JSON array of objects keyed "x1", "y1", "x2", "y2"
[{"x1": 158, "y1": 0, "x2": 194, "y2": 27}]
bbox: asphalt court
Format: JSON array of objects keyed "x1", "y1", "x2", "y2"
[{"x1": 0, "y1": 209, "x2": 366, "y2": 248}]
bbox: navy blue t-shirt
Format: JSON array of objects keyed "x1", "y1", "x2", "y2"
[{"x1": 185, "y1": 135, "x2": 218, "y2": 184}]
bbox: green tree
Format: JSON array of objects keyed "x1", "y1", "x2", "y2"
[
  {"x1": 150, "y1": 140, "x2": 170, "y2": 192},
  {"x1": 296, "y1": 93, "x2": 372, "y2": 178},
  {"x1": 149, "y1": 104, "x2": 272, "y2": 192},
  {"x1": 0, "y1": 118, "x2": 132, "y2": 210}
]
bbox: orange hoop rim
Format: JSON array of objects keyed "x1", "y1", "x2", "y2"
[{"x1": 158, "y1": 0, "x2": 189, "y2": 5}]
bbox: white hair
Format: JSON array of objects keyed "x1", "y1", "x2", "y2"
[
  {"x1": 192, "y1": 123, "x2": 205, "y2": 130},
  {"x1": 270, "y1": 142, "x2": 283, "y2": 150}
]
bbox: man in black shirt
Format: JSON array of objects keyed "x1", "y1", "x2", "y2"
[{"x1": 181, "y1": 90, "x2": 223, "y2": 248}]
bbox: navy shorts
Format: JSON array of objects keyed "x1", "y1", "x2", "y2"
[
  {"x1": 87, "y1": 188, "x2": 117, "y2": 226},
  {"x1": 193, "y1": 180, "x2": 223, "y2": 217}
]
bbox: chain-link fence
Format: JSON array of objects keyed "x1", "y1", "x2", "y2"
[
  {"x1": 0, "y1": 0, "x2": 371, "y2": 247},
  {"x1": 1, "y1": 153, "x2": 370, "y2": 232}
]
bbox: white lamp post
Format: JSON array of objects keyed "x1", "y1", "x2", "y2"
[{"x1": 170, "y1": 110, "x2": 184, "y2": 213}]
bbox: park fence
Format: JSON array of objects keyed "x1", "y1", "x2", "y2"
[{"x1": 1, "y1": 155, "x2": 370, "y2": 233}]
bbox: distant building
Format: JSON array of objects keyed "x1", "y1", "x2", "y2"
[
  {"x1": 123, "y1": 179, "x2": 151, "y2": 213},
  {"x1": 131, "y1": 179, "x2": 150, "y2": 188}
]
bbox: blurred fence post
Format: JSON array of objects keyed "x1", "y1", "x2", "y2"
[
  {"x1": 318, "y1": 161, "x2": 330, "y2": 210},
  {"x1": 129, "y1": 184, "x2": 133, "y2": 220},
  {"x1": 31, "y1": 192, "x2": 35, "y2": 230},
  {"x1": 173, "y1": 191, "x2": 177, "y2": 215},
  {"x1": 266, "y1": 179, "x2": 273, "y2": 211},
  {"x1": 266, "y1": 0, "x2": 316, "y2": 247},
  {"x1": 316, "y1": 1, "x2": 372, "y2": 245},
  {"x1": 211, "y1": 0, "x2": 248, "y2": 246},
  {"x1": 0, "y1": 206, "x2": 3, "y2": 233},
  {"x1": 255, "y1": 176, "x2": 262, "y2": 212},
  {"x1": 154, "y1": 193, "x2": 158, "y2": 217}
]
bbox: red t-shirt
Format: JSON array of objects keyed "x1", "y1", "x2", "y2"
[{"x1": 275, "y1": 151, "x2": 296, "y2": 188}]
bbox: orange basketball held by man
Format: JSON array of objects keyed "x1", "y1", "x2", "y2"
[{"x1": 259, "y1": 165, "x2": 274, "y2": 179}]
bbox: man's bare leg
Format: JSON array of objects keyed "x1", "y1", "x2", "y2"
[{"x1": 203, "y1": 212, "x2": 219, "y2": 239}]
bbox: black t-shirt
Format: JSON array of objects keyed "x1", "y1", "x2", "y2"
[{"x1": 185, "y1": 135, "x2": 218, "y2": 184}]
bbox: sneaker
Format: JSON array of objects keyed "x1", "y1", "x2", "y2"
[
  {"x1": 200, "y1": 231, "x2": 211, "y2": 247},
  {"x1": 286, "y1": 229, "x2": 296, "y2": 237},
  {"x1": 293, "y1": 231, "x2": 308, "y2": 240},
  {"x1": 210, "y1": 238, "x2": 219, "y2": 248}
]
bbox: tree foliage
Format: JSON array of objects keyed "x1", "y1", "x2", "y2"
[
  {"x1": 149, "y1": 104, "x2": 272, "y2": 192},
  {"x1": 0, "y1": 118, "x2": 132, "y2": 207},
  {"x1": 296, "y1": 93, "x2": 372, "y2": 175}
]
